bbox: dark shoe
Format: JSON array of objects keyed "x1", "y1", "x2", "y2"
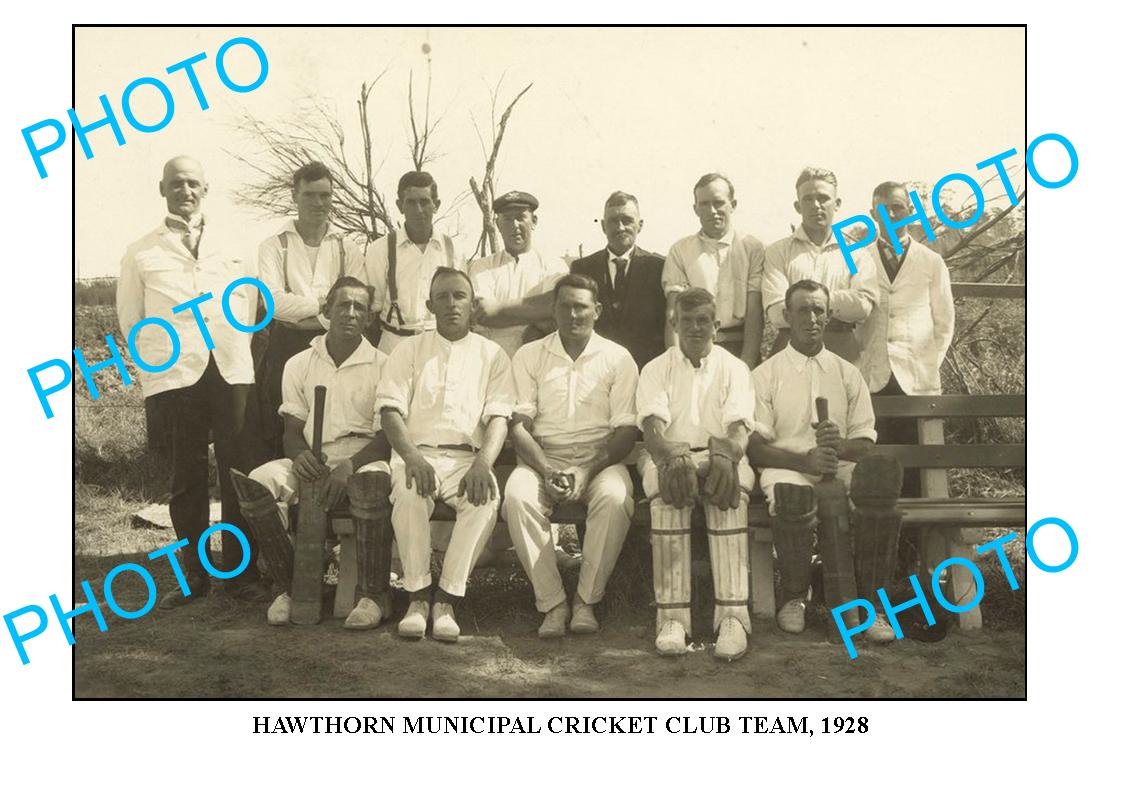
[
  {"x1": 159, "y1": 577, "x2": 211, "y2": 609},
  {"x1": 225, "y1": 579, "x2": 272, "y2": 603}
]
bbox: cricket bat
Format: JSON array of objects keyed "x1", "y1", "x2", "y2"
[
  {"x1": 290, "y1": 385, "x2": 328, "y2": 625},
  {"x1": 814, "y1": 397, "x2": 860, "y2": 639}
]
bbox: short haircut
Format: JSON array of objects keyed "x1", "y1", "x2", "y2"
[
  {"x1": 785, "y1": 279, "x2": 830, "y2": 309},
  {"x1": 673, "y1": 287, "x2": 718, "y2": 318},
  {"x1": 795, "y1": 167, "x2": 838, "y2": 192},
  {"x1": 397, "y1": 170, "x2": 439, "y2": 203},
  {"x1": 293, "y1": 161, "x2": 333, "y2": 192},
  {"x1": 553, "y1": 272, "x2": 599, "y2": 303},
  {"x1": 872, "y1": 180, "x2": 907, "y2": 203},
  {"x1": 693, "y1": 172, "x2": 735, "y2": 202},
  {"x1": 325, "y1": 275, "x2": 374, "y2": 310},
  {"x1": 429, "y1": 266, "x2": 473, "y2": 298},
  {"x1": 604, "y1": 191, "x2": 640, "y2": 212}
]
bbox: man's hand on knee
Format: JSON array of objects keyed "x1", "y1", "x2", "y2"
[
  {"x1": 404, "y1": 454, "x2": 437, "y2": 498},
  {"x1": 458, "y1": 457, "x2": 496, "y2": 506}
]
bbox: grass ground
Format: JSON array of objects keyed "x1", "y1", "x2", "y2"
[{"x1": 73, "y1": 304, "x2": 1026, "y2": 699}]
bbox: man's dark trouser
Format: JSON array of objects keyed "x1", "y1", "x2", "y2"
[
  {"x1": 259, "y1": 324, "x2": 320, "y2": 459},
  {"x1": 153, "y1": 355, "x2": 258, "y2": 583}
]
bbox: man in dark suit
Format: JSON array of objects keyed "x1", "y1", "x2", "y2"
[{"x1": 570, "y1": 191, "x2": 666, "y2": 368}]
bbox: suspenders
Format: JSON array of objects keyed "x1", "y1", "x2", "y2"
[
  {"x1": 278, "y1": 231, "x2": 345, "y2": 293},
  {"x1": 381, "y1": 229, "x2": 455, "y2": 336}
]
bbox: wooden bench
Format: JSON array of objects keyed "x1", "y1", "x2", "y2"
[{"x1": 326, "y1": 281, "x2": 1025, "y2": 629}]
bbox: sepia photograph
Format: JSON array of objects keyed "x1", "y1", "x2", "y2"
[{"x1": 71, "y1": 25, "x2": 1026, "y2": 699}]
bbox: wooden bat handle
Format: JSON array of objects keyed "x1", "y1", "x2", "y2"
[
  {"x1": 311, "y1": 385, "x2": 327, "y2": 459},
  {"x1": 815, "y1": 396, "x2": 829, "y2": 425}
]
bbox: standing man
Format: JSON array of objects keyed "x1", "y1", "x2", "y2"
[
  {"x1": 258, "y1": 162, "x2": 364, "y2": 457},
  {"x1": 230, "y1": 277, "x2": 393, "y2": 628},
  {"x1": 117, "y1": 156, "x2": 262, "y2": 606},
  {"x1": 364, "y1": 171, "x2": 463, "y2": 354},
  {"x1": 748, "y1": 280, "x2": 897, "y2": 643},
  {"x1": 503, "y1": 274, "x2": 640, "y2": 638},
  {"x1": 468, "y1": 191, "x2": 568, "y2": 358},
  {"x1": 637, "y1": 288, "x2": 756, "y2": 662},
  {"x1": 375, "y1": 268, "x2": 516, "y2": 643},
  {"x1": 860, "y1": 181, "x2": 955, "y2": 496},
  {"x1": 570, "y1": 191, "x2": 666, "y2": 369},
  {"x1": 662, "y1": 173, "x2": 767, "y2": 368},
  {"x1": 761, "y1": 167, "x2": 879, "y2": 363}
]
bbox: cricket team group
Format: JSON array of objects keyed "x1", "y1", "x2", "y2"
[{"x1": 115, "y1": 154, "x2": 954, "y2": 661}]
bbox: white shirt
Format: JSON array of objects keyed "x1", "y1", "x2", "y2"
[
  {"x1": 752, "y1": 343, "x2": 877, "y2": 455},
  {"x1": 363, "y1": 230, "x2": 463, "y2": 333},
  {"x1": 636, "y1": 345, "x2": 755, "y2": 448},
  {"x1": 762, "y1": 225, "x2": 879, "y2": 328},
  {"x1": 662, "y1": 228, "x2": 766, "y2": 329},
  {"x1": 467, "y1": 248, "x2": 568, "y2": 358},
  {"x1": 374, "y1": 330, "x2": 515, "y2": 450},
  {"x1": 117, "y1": 216, "x2": 257, "y2": 397},
  {"x1": 279, "y1": 335, "x2": 389, "y2": 447},
  {"x1": 859, "y1": 236, "x2": 955, "y2": 395},
  {"x1": 512, "y1": 332, "x2": 639, "y2": 449},
  {"x1": 257, "y1": 220, "x2": 365, "y2": 324}
]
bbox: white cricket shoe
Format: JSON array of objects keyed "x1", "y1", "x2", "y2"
[
  {"x1": 266, "y1": 593, "x2": 291, "y2": 626},
  {"x1": 398, "y1": 600, "x2": 429, "y2": 639},
  {"x1": 432, "y1": 602, "x2": 460, "y2": 643},
  {"x1": 538, "y1": 602, "x2": 569, "y2": 639},
  {"x1": 777, "y1": 598, "x2": 806, "y2": 634},
  {"x1": 714, "y1": 617, "x2": 749, "y2": 661},
  {"x1": 867, "y1": 614, "x2": 898, "y2": 643},
  {"x1": 344, "y1": 597, "x2": 384, "y2": 630},
  {"x1": 569, "y1": 598, "x2": 599, "y2": 635},
  {"x1": 655, "y1": 620, "x2": 688, "y2": 656}
]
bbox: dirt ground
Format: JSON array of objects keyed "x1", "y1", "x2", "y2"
[{"x1": 74, "y1": 546, "x2": 1025, "y2": 700}]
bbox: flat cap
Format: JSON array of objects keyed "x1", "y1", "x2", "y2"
[{"x1": 493, "y1": 190, "x2": 538, "y2": 213}]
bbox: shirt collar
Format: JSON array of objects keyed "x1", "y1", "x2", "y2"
[
  {"x1": 546, "y1": 330, "x2": 605, "y2": 362},
  {"x1": 607, "y1": 246, "x2": 634, "y2": 264},
  {"x1": 281, "y1": 218, "x2": 340, "y2": 240},
  {"x1": 165, "y1": 213, "x2": 204, "y2": 232},
  {"x1": 697, "y1": 228, "x2": 735, "y2": 248},
  {"x1": 311, "y1": 334, "x2": 378, "y2": 369},
  {"x1": 781, "y1": 341, "x2": 830, "y2": 373},
  {"x1": 793, "y1": 224, "x2": 838, "y2": 251},
  {"x1": 398, "y1": 229, "x2": 442, "y2": 249},
  {"x1": 878, "y1": 231, "x2": 912, "y2": 252},
  {"x1": 672, "y1": 343, "x2": 715, "y2": 370}
]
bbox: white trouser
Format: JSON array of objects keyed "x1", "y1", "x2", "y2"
[
  {"x1": 638, "y1": 449, "x2": 754, "y2": 635},
  {"x1": 390, "y1": 448, "x2": 499, "y2": 597},
  {"x1": 759, "y1": 463, "x2": 855, "y2": 516},
  {"x1": 502, "y1": 449, "x2": 634, "y2": 612},
  {"x1": 248, "y1": 436, "x2": 389, "y2": 528}
]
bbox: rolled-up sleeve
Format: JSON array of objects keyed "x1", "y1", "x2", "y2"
[
  {"x1": 258, "y1": 234, "x2": 321, "y2": 322},
  {"x1": 830, "y1": 247, "x2": 878, "y2": 323},
  {"x1": 483, "y1": 348, "x2": 516, "y2": 420},
  {"x1": 278, "y1": 354, "x2": 310, "y2": 421},
  {"x1": 721, "y1": 359, "x2": 755, "y2": 434},
  {"x1": 511, "y1": 346, "x2": 539, "y2": 421},
  {"x1": 845, "y1": 366, "x2": 878, "y2": 442},
  {"x1": 608, "y1": 351, "x2": 640, "y2": 429},
  {"x1": 373, "y1": 339, "x2": 414, "y2": 419},
  {"x1": 751, "y1": 366, "x2": 777, "y2": 442},
  {"x1": 661, "y1": 242, "x2": 689, "y2": 297},
  {"x1": 636, "y1": 358, "x2": 671, "y2": 427},
  {"x1": 762, "y1": 240, "x2": 790, "y2": 328}
]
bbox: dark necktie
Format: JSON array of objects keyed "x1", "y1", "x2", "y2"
[
  {"x1": 612, "y1": 257, "x2": 628, "y2": 301},
  {"x1": 877, "y1": 239, "x2": 904, "y2": 283}
]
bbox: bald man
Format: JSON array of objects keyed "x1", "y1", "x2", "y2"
[{"x1": 118, "y1": 156, "x2": 264, "y2": 607}]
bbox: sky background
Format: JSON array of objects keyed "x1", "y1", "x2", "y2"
[{"x1": 75, "y1": 26, "x2": 1025, "y2": 277}]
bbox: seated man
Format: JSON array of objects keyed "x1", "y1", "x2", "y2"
[
  {"x1": 504, "y1": 274, "x2": 640, "y2": 638},
  {"x1": 749, "y1": 279, "x2": 898, "y2": 643},
  {"x1": 230, "y1": 277, "x2": 393, "y2": 629},
  {"x1": 375, "y1": 267, "x2": 515, "y2": 643},
  {"x1": 636, "y1": 288, "x2": 756, "y2": 662}
]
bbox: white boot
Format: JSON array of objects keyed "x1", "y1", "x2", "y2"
[
  {"x1": 867, "y1": 614, "x2": 898, "y2": 643},
  {"x1": 713, "y1": 617, "x2": 749, "y2": 661},
  {"x1": 432, "y1": 602, "x2": 460, "y2": 643},
  {"x1": 398, "y1": 600, "x2": 429, "y2": 639},
  {"x1": 344, "y1": 597, "x2": 384, "y2": 630},
  {"x1": 777, "y1": 598, "x2": 806, "y2": 634},
  {"x1": 655, "y1": 620, "x2": 687, "y2": 656},
  {"x1": 266, "y1": 593, "x2": 291, "y2": 626}
]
